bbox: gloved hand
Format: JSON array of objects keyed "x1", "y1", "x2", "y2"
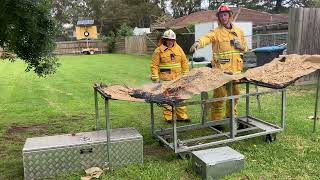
[
  {"x1": 190, "y1": 41, "x2": 200, "y2": 53},
  {"x1": 233, "y1": 37, "x2": 244, "y2": 50}
]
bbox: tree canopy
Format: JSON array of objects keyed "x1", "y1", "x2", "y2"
[
  {"x1": 170, "y1": 0, "x2": 202, "y2": 18},
  {"x1": 50, "y1": 0, "x2": 320, "y2": 41},
  {"x1": 52, "y1": 0, "x2": 164, "y2": 36},
  {"x1": 208, "y1": 0, "x2": 320, "y2": 13},
  {"x1": 0, "y1": 0, "x2": 59, "y2": 76}
]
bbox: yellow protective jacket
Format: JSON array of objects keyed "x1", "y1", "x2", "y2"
[
  {"x1": 151, "y1": 42, "x2": 189, "y2": 81},
  {"x1": 198, "y1": 24, "x2": 248, "y2": 73}
]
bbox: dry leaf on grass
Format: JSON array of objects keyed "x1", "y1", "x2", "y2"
[
  {"x1": 307, "y1": 116, "x2": 319, "y2": 120},
  {"x1": 81, "y1": 176, "x2": 93, "y2": 180},
  {"x1": 81, "y1": 167, "x2": 103, "y2": 180}
]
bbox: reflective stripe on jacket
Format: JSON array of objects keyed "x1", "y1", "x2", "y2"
[{"x1": 151, "y1": 42, "x2": 189, "y2": 81}]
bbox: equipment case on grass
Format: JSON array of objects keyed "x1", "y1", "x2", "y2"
[
  {"x1": 23, "y1": 128, "x2": 143, "y2": 179},
  {"x1": 192, "y1": 146, "x2": 244, "y2": 180}
]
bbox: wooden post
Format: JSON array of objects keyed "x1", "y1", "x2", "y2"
[{"x1": 288, "y1": 8, "x2": 320, "y2": 55}]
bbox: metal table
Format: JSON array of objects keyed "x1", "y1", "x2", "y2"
[{"x1": 93, "y1": 81, "x2": 286, "y2": 155}]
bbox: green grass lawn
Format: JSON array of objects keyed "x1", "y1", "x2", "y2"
[{"x1": 0, "y1": 54, "x2": 319, "y2": 179}]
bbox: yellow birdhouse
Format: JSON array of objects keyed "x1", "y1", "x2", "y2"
[{"x1": 75, "y1": 19, "x2": 98, "y2": 40}]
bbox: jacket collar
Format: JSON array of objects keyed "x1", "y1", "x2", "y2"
[
  {"x1": 159, "y1": 42, "x2": 178, "y2": 52},
  {"x1": 219, "y1": 23, "x2": 234, "y2": 30},
  {"x1": 219, "y1": 23, "x2": 239, "y2": 36}
]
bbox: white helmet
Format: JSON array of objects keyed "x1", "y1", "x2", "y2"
[{"x1": 162, "y1": 29, "x2": 176, "y2": 40}]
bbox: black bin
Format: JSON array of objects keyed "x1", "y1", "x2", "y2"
[{"x1": 254, "y1": 45, "x2": 286, "y2": 66}]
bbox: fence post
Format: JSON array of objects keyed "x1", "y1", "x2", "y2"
[{"x1": 273, "y1": 33, "x2": 276, "y2": 45}]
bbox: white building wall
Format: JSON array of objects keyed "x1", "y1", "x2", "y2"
[
  {"x1": 194, "y1": 22, "x2": 214, "y2": 62},
  {"x1": 133, "y1": 27, "x2": 151, "y2": 36},
  {"x1": 194, "y1": 21, "x2": 252, "y2": 62}
]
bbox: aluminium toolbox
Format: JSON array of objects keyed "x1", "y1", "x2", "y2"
[
  {"x1": 192, "y1": 146, "x2": 244, "y2": 180},
  {"x1": 23, "y1": 128, "x2": 143, "y2": 179}
]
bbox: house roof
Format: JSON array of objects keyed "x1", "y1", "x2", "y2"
[
  {"x1": 77, "y1": 19, "x2": 95, "y2": 26},
  {"x1": 153, "y1": 8, "x2": 288, "y2": 30}
]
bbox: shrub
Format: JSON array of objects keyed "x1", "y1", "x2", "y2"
[
  {"x1": 117, "y1": 23, "x2": 133, "y2": 37},
  {"x1": 102, "y1": 31, "x2": 116, "y2": 53}
]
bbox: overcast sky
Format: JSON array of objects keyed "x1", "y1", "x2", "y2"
[{"x1": 202, "y1": 0, "x2": 209, "y2": 9}]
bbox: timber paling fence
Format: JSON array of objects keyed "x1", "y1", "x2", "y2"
[
  {"x1": 288, "y1": 8, "x2": 320, "y2": 85},
  {"x1": 115, "y1": 34, "x2": 158, "y2": 55},
  {"x1": 54, "y1": 40, "x2": 107, "y2": 55}
]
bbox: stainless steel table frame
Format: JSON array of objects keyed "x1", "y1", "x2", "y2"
[
  {"x1": 148, "y1": 82, "x2": 286, "y2": 153},
  {"x1": 93, "y1": 81, "x2": 286, "y2": 155}
]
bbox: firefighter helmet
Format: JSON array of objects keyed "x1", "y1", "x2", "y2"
[
  {"x1": 162, "y1": 29, "x2": 176, "y2": 40},
  {"x1": 216, "y1": 5, "x2": 233, "y2": 17}
]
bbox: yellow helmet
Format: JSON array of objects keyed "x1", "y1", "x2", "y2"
[{"x1": 162, "y1": 29, "x2": 176, "y2": 40}]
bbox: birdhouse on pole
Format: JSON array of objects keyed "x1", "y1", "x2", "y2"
[{"x1": 75, "y1": 19, "x2": 98, "y2": 40}]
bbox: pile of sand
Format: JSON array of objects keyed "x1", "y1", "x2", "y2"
[
  {"x1": 99, "y1": 54, "x2": 320, "y2": 101},
  {"x1": 138, "y1": 67, "x2": 243, "y2": 99},
  {"x1": 100, "y1": 67, "x2": 243, "y2": 101},
  {"x1": 245, "y1": 54, "x2": 320, "y2": 87},
  {"x1": 101, "y1": 85, "x2": 144, "y2": 102}
]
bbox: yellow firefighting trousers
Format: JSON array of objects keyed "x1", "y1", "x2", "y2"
[
  {"x1": 211, "y1": 81, "x2": 240, "y2": 120},
  {"x1": 163, "y1": 105, "x2": 188, "y2": 121}
]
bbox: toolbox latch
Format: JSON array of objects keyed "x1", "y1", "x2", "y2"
[{"x1": 80, "y1": 148, "x2": 93, "y2": 154}]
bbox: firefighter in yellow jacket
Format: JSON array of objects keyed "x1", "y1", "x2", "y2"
[
  {"x1": 151, "y1": 29, "x2": 190, "y2": 123},
  {"x1": 190, "y1": 5, "x2": 248, "y2": 120}
]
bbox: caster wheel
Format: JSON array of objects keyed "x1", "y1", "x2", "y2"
[
  {"x1": 237, "y1": 123, "x2": 248, "y2": 130},
  {"x1": 158, "y1": 135, "x2": 172, "y2": 146},
  {"x1": 178, "y1": 152, "x2": 191, "y2": 160},
  {"x1": 265, "y1": 134, "x2": 276, "y2": 142},
  {"x1": 158, "y1": 140, "x2": 165, "y2": 147}
]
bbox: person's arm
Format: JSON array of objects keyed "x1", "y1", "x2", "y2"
[
  {"x1": 180, "y1": 48, "x2": 189, "y2": 75},
  {"x1": 190, "y1": 30, "x2": 217, "y2": 53},
  {"x1": 150, "y1": 50, "x2": 160, "y2": 82},
  {"x1": 198, "y1": 30, "x2": 217, "y2": 48}
]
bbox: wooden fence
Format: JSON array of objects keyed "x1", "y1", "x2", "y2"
[
  {"x1": 114, "y1": 34, "x2": 158, "y2": 55},
  {"x1": 114, "y1": 37, "x2": 125, "y2": 54},
  {"x1": 54, "y1": 40, "x2": 107, "y2": 55},
  {"x1": 295, "y1": 71, "x2": 319, "y2": 85},
  {"x1": 125, "y1": 36, "x2": 147, "y2": 55},
  {"x1": 288, "y1": 8, "x2": 320, "y2": 85},
  {"x1": 288, "y1": 8, "x2": 320, "y2": 54}
]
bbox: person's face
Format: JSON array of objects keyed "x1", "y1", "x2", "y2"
[
  {"x1": 165, "y1": 39, "x2": 175, "y2": 48},
  {"x1": 218, "y1": 12, "x2": 230, "y2": 25}
]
